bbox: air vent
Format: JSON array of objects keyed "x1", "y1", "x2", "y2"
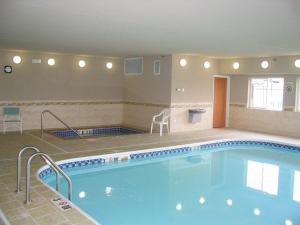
[{"x1": 124, "y1": 57, "x2": 143, "y2": 75}]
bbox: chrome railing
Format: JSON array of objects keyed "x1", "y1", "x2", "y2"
[
  {"x1": 16, "y1": 146, "x2": 73, "y2": 204},
  {"x1": 16, "y1": 146, "x2": 60, "y2": 193},
  {"x1": 41, "y1": 110, "x2": 81, "y2": 138},
  {"x1": 25, "y1": 152, "x2": 72, "y2": 204}
]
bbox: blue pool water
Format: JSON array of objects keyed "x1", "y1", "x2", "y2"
[
  {"x1": 50, "y1": 126, "x2": 143, "y2": 138},
  {"x1": 42, "y1": 142, "x2": 300, "y2": 225}
]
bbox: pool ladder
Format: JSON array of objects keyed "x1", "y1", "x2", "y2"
[
  {"x1": 41, "y1": 109, "x2": 82, "y2": 138},
  {"x1": 16, "y1": 146, "x2": 73, "y2": 204}
]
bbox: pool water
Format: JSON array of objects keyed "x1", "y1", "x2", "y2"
[{"x1": 43, "y1": 144, "x2": 300, "y2": 225}]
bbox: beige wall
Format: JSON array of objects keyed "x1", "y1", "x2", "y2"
[
  {"x1": 171, "y1": 54, "x2": 219, "y2": 103},
  {"x1": 219, "y1": 55, "x2": 300, "y2": 75},
  {"x1": 123, "y1": 55, "x2": 172, "y2": 104},
  {"x1": 3, "y1": 49, "x2": 300, "y2": 136},
  {"x1": 0, "y1": 50, "x2": 124, "y2": 132},
  {"x1": 223, "y1": 55, "x2": 300, "y2": 137},
  {"x1": 0, "y1": 50, "x2": 123, "y2": 101},
  {"x1": 170, "y1": 54, "x2": 220, "y2": 132},
  {"x1": 122, "y1": 55, "x2": 172, "y2": 131}
]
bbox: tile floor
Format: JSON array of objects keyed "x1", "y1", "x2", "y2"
[{"x1": 1, "y1": 128, "x2": 300, "y2": 225}]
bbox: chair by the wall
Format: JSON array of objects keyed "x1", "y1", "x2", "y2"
[
  {"x1": 2, "y1": 107, "x2": 22, "y2": 134},
  {"x1": 150, "y1": 108, "x2": 170, "y2": 136}
]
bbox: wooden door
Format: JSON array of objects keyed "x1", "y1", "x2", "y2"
[{"x1": 213, "y1": 77, "x2": 227, "y2": 128}]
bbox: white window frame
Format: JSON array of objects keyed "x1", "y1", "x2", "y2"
[
  {"x1": 295, "y1": 78, "x2": 300, "y2": 112},
  {"x1": 153, "y1": 60, "x2": 161, "y2": 75},
  {"x1": 124, "y1": 57, "x2": 143, "y2": 75},
  {"x1": 247, "y1": 77, "x2": 284, "y2": 111}
]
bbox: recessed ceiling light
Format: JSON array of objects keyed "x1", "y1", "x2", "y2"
[
  {"x1": 13, "y1": 56, "x2": 22, "y2": 64},
  {"x1": 261, "y1": 60, "x2": 269, "y2": 69},
  {"x1": 295, "y1": 59, "x2": 300, "y2": 68},
  {"x1": 204, "y1": 61, "x2": 211, "y2": 69},
  {"x1": 78, "y1": 60, "x2": 86, "y2": 68},
  {"x1": 233, "y1": 62, "x2": 240, "y2": 70},
  {"x1": 48, "y1": 58, "x2": 55, "y2": 66},
  {"x1": 180, "y1": 59, "x2": 187, "y2": 67},
  {"x1": 106, "y1": 62, "x2": 113, "y2": 69}
]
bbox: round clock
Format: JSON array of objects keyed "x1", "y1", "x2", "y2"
[{"x1": 4, "y1": 65, "x2": 12, "y2": 73}]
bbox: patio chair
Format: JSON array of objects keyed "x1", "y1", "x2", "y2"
[
  {"x1": 150, "y1": 108, "x2": 170, "y2": 136},
  {"x1": 2, "y1": 107, "x2": 22, "y2": 134}
]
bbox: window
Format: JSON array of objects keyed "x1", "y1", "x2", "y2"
[
  {"x1": 153, "y1": 60, "x2": 160, "y2": 75},
  {"x1": 124, "y1": 57, "x2": 143, "y2": 75},
  {"x1": 246, "y1": 160, "x2": 279, "y2": 195},
  {"x1": 248, "y1": 78, "x2": 284, "y2": 111}
]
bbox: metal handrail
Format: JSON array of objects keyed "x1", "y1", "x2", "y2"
[
  {"x1": 16, "y1": 146, "x2": 60, "y2": 193},
  {"x1": 26, "y1": 152, "x2": 73, "y2": 204},
  {"x1": 41, "y1": 110, "x2": 81, "y2": 138}
]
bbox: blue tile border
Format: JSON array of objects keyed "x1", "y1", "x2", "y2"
[
  {"x1": 50, "y1": 126, "x2": 143, "y2": 138},
  {"x1": 39, "y1": 158, "x2": 106, "y2": 179},
  {"x1": 38, "y1": 140, "x2": 300, "y2": 179}
]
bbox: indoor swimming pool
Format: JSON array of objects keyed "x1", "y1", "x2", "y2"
[{"x1": 39, "y1": 141, "x2": 300, "y2": 225}]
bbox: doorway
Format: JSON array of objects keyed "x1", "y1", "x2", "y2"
[{"x1": 213, "y1": 76, "x2": 229, "y2": 128}]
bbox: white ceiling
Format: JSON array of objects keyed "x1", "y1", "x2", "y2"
[{"x1": 0, "y1": 0, "x2": 299, "y2": 57}]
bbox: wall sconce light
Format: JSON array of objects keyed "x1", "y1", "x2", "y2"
[
  {"x1": 48, "y1": 58, "x2": 55, "y2": 66},
  {"x1": 13, "y1": 56, "x2": 22, "y2": 64},
  {"x1": 106, "y1": 62, "x2": 113, "y2": 69},
  {"x1": 78, "y1": 60, "x2": 86, "y2": 68},
  {"x1": 204, "y1": 61, "x2": 211, "y2": 69},
  {"x1": 180, "y1": 58, "x2": 187, "y2": 67},
  {"x1": 233, "y1": 62, "x2": 240, "y2": 70},
  {"x1": 261, "y1": 60, "x2": 269, "y2": 69}
]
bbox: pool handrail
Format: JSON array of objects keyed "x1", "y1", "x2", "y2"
[
  {"x1": 41, "y1": 110, "x2": 81, "y2": 138},
  {"x1": 25, "y1": 152, "x2": 73, "y2": 203},
  {"x1": 16, "y1": 146, "x2": 61, "y2": 193}
]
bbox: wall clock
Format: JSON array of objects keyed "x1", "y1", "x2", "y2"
[{"x1": 4, "y1": 65, "x2": 12, "y2": 73}]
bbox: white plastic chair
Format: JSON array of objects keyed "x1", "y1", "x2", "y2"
[
  {"x1": 2, "y1": 107, "x2": 22, "y2": 134},
  {"x1": 150, "y1": 109, "x2": 170, "y2": 136}
]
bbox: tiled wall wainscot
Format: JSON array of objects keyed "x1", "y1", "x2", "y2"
[
  {"x1": 123, "y1": 102, "x2": 167, "y2": 131},
  {"x1": 0, "y1": 101, "x2": 123, "y2": 132},
  {"x1": 229, "y1": 104, "x2": 300, "y2": 138},
  {"x1": 170, "y1": 103, "x2": 213, "y2": 132}
]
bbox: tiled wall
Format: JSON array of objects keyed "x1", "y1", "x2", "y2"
[
  {"x1": 170, "y1": 103, "x2": 213, "y2": 132},
  {"x1": 229, "y1": 104, "x2": 300, "y2": 138},
  {"x1": 123, "y1": 102, "x2": 166, "y2": 131},
  {"x1": 0, "y1": 101, "x2": 123, "y2": 132}
]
